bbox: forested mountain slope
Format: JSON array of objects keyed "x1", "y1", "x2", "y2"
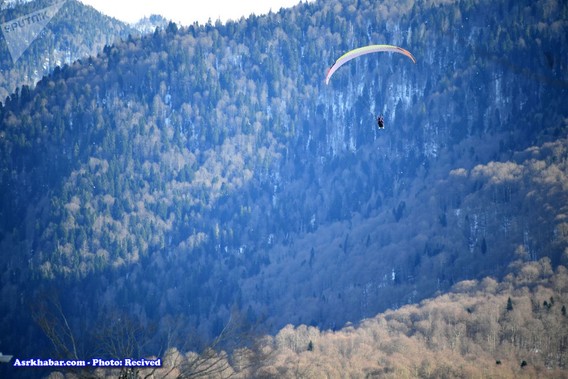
[
  {"x1": 0, "y1": 0, "x2": 135, "y2": 100},
  {"x1": 0, "y1": 0, "x2": 566, "y2": 373},
  {"x1": 241, "y1": 138, "x2": 568, "y2": 329},
  {"x1": 256, "y1": 259, "x2": 568, "y2": 378},
  {"x1": 48, "y1": 258, "x2": 568, "y2": 378}
]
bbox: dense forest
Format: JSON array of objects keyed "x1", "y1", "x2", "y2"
[
  {"x1": 0, "y1": 0, "x2": 567, "y2": 377},
  {"x1": 71, "y1": 258, "x2": 568, "y2": 378}
]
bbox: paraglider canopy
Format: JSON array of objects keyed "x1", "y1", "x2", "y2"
[{"x1": 325, "y1": 44, "x2": 416, "y2": 85}]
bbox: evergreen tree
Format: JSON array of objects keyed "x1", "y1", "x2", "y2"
[{"x1": 506, "y1": 297, "x2": 513, "y2": 312}]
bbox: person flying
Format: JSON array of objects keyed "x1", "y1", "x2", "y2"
[{"x1": 377, "y1": 115, "x2": 384, "y2": 129}]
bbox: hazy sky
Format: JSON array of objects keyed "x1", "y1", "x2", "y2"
[{"x1": 77, "y1": 0, "x2": 311, "y2": 25}]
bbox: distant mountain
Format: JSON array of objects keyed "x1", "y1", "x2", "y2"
[
  {"x1": 0, "y1": 0, "x2": 566, "y2": 375},
  {"x1": 0, "y1": 0, "x2": 136, "y2": 100}
]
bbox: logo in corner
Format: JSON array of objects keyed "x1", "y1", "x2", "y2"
[{"x1": 1, "y1": 0, "x2": 67, "y2": 64}]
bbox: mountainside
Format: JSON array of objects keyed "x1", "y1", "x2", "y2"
[
  {"x1": 81, "y1": 258, "x2": 568, "y2": 378},
  {"x1": 0, "y1": 0, "x2": 135, "y2": 100},
  {"x1": 0, "y1": 0, "x2": 567, "y2": 373},
  {"x1": 255, "y1": 259, "x2": 568, "y2": 378}
]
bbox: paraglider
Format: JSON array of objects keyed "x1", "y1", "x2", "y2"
[
  {"x1": 377, "y1": 114, "x2": 384, "y2": 129},
  {"x1": 325, "y1": 44, "x2": 416, "y2": 85},
  {"x1": 326, "y1": 45, "x2": 416, "y2": 131}
]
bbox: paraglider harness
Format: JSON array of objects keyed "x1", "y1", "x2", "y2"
[{"x1": 377, "y1": 115, "x2": 384, "y2": 129}]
